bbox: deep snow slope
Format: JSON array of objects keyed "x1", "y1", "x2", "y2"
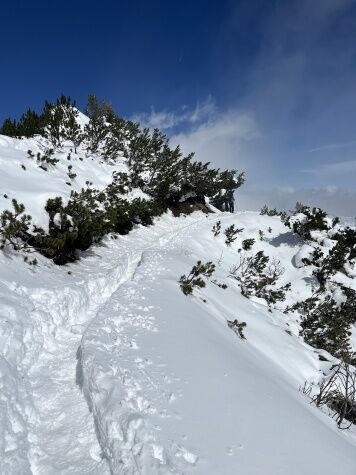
[{"x1": 1, "y1": 208, "x2": 356, "y2": 474}]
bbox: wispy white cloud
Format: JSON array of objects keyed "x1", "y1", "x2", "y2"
[
  {"x1": 131, "y1": 96, "x2": 216, "y2": 130},
  {"x1": 308, "y1": 140, "x2": 356, "y2": 153},
  {"x1": 170, "y1": 106, "x2": 259, "y2": 173},
  {"x1": 132, "y1": 97, "x2": 260, "y2": 178}
]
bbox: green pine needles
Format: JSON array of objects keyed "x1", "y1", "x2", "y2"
[{"x1": 179, "y1": 261, "x2": 216, "y2": 296}]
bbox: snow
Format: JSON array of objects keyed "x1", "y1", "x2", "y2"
[
  {"x1": 1, "y1": 135, "x2": 356, "y2": 473},
  {"x1": 0, "y1": 134, "x2": 130, "y2": 230}
]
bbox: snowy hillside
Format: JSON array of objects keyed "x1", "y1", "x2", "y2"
[
  {"x1": 1, "y1": 99, "x2": 356, "y2": 474},
  {"x1": 0, "y1": 113, "x2": 142, "y2": 231},
  {"x1": 1, "y1": 208, "x2": 356, "y2": 474}
]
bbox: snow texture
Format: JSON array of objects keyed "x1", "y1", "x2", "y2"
[{"x1": 1, "y1": 134, "x2": 356, "y2": 474}]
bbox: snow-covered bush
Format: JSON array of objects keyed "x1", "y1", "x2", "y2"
[
  {"x1": 292, "y1": 286, "x2": 356, "y2": 363},
  {"x1": 227, "y1": 319, "x2": 247, "y2": 339},
  {"x1": 285, "y1": 203, "x2": 356, "y2": 285},
  {"x1": 307, "y1": 360, "x2": 356, "y2": 429},
  {"x1": 286, "y1": 204, "x2": 331, "y2": 240},
  {"x1": 229, "y1": 251, "x2": 291, "y2": 305},
  {"x1": 35, "y1": 149, "x2": 59, "y2": 170},
  {"x1": 37, "y1": 188, "x2": 158, "y2": 263}
]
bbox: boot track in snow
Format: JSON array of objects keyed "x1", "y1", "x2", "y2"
[{"x1": 18, "y1": 214, "x2": 215, "y2": 474}]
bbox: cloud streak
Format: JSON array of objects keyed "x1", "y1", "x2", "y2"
[
  {"x1": 308, "y1": 141, "x2": 356, "y2": 153},
  {"x1": 131, "y1": 96, "x2": 216, "y2": 131}
]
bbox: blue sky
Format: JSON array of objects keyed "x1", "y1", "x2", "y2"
[{"x1": 1, "y1": 0, "x2": 356, "y2": 215}]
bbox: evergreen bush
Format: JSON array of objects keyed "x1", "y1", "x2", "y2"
[{"x1": 179, "y1": 261, "x2": 216, "y2": 295}]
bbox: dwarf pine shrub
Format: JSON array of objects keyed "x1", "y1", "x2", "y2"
[
  {"x1": 224, "y1": 224, "x2": 244, "y2": 246},
  {"x1": 230, "y1": 250, "x2": 291, "y2": 305},
  {"x1": 296, "y1": 287, "x2": 356, "y2": 362},
  {"x1": 241, "y1": 238, "x2": 255, "y2": 251},
  {"x1": 260, "y1": 205, "x2": 287, "y2": 220},
  {"x1": 212, "y1": 220, "x2": 221, "y2": 237},
  {"x1": 0, "y1": 200, "x2": 32, "y2": 251},
  {"x1": 179, "y1": 260, "x2": 216, "y2": 295}
]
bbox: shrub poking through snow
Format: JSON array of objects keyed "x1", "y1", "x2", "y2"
[
  {"x1": 286, "y1": 204, "x2": 331, "y2": 240},
  {"x1": 241, "y1": 238, "x2": 255, "y2": 251},
  {"x1": 67, "y1": 165, "x2": 77, "y2": 180},
  {"x1": 229, "y1": 251, "x2": 291, "y2": 305},
  {"x1": 179, "y1": 260, "x2": 215, "y2": 295},
  {"x1": 35, "y1": 149, "x2": 59, "y2": 170},
  {"x1": 227, "y1": 319, "x2": 247, "y2": 339},
  {"x1": 304, "y1": 359, "x2": 356, "y2": 429},
  {"x1": 224, "y1": 224, "x2": 244, "y2": 246},
  {"x1": 212, "y1": 220, "x2": 221, "y2": 237},
  {"x1": 260, "y1": 205, "x2": 287, "y2": 220},
  {"x1": 211, "y1": 279, "x2": 228, "y2": 290}
]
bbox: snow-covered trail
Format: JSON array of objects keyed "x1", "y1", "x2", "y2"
[
  {"x1": 78, "y1": 219, "x2": 210, "y2": 474},
  {"x1": 14, "y1": 212, "x2": 216, "y2": 474},
  {"x1": 2, "y1": 210, "x2": 356, "y2": 475},
  {"x1": 79, "y1": 211, "x2": 356, "y2": 474}
]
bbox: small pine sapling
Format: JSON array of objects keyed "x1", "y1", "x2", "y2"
[
  {"x1": 179, "y1": 260, "x2": 215, "y2": 295},
  {"x1": 242, "y1": 238, "x2": 255, "y2": 251},
  {"x1": 212, "y1": 220, "x2": 221, "y2": 237},
  {"x1": 224, "y1": 224, "x2": 244, "y2": 246},
  {"x1": 36, "y1": 149, "x2": 59, "y2": 171}
]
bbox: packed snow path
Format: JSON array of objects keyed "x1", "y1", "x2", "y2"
[
  {"x1": 1, "y1": 211, "x2": 356, "y2": 474},
  {"x1": 0, "y1": 212, "x2": 217, "y2": 474}
]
